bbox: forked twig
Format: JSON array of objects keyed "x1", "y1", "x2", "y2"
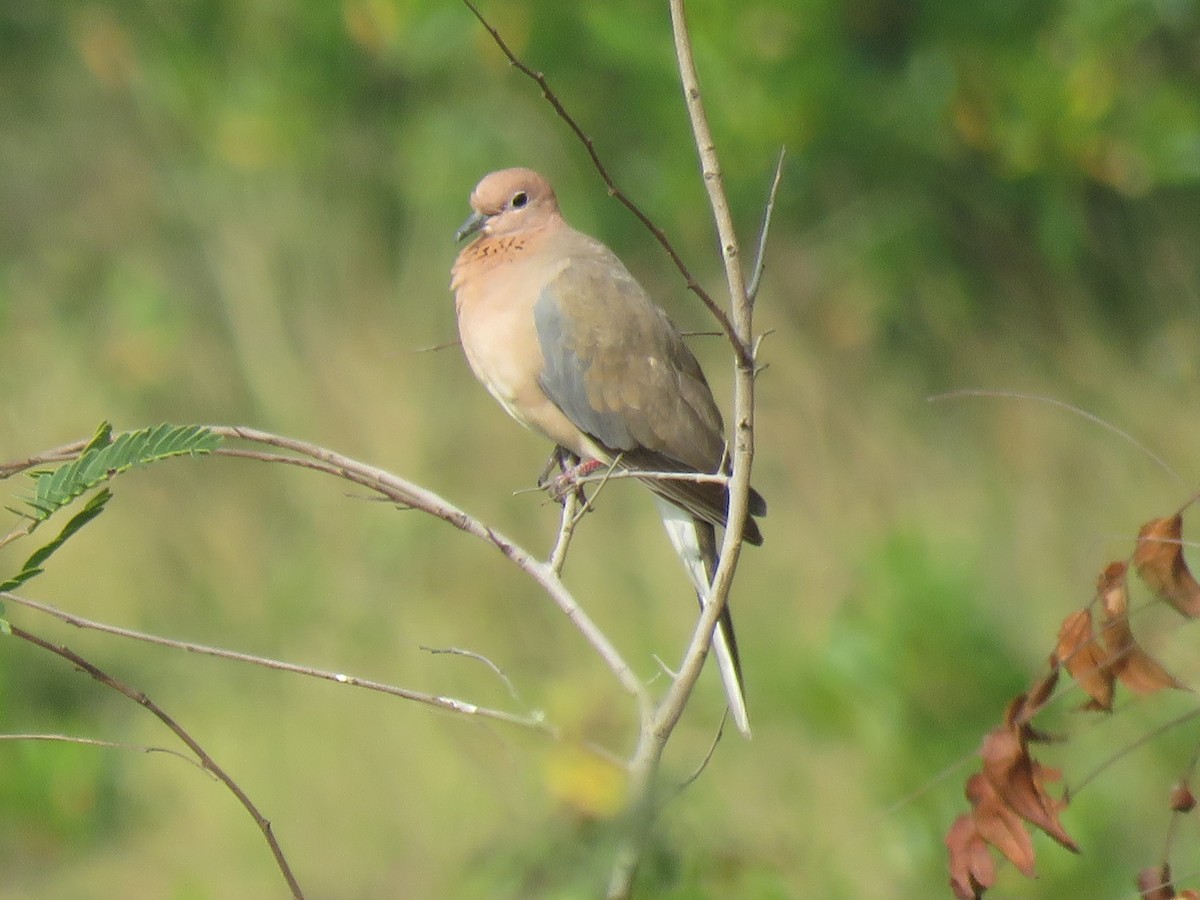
[
  {"x1": 217, "y1": 427, "x2": 650, "y2": 711},
  {"x1": 0, "y1": 732, "x2": 206, "y2": 771},
  {"x1": 3, "y1": 591, "x2": 546, "y2": 732},
  {"x1": 10, "y1": 624, "x2": 305, "y2": 899}
]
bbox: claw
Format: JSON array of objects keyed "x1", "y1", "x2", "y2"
[
  {"x1": 540, "y1": 454, "x2": 602, "y2": 505},
  {"x1": 537, "y1": 446, "x2": 577, "y2": 489}
]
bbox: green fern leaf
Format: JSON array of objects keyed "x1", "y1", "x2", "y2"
[
  {"x1": 0, "y1": 489, "x2": 112, "y2": 592},
  {"x1": 23, "y1": 423, "x2": 221, "y2": 522}
]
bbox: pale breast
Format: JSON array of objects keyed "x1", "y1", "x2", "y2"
[{"x1": 453, "y1": 246, "x2": 588, "y2": 455}]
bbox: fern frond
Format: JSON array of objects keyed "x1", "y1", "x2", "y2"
[
  {"x1": 24, "y1": 424, "x2": 221, "y2": 522},
  {"x1": 0, "y1": 490, "x2": 112, "y2": 592}
]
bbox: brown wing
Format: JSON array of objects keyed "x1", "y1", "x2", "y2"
[{"x1": 533, "y1": 239, "x2": 765, "y2": 543}]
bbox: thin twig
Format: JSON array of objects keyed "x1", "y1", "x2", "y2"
[
  {"x1": 674, "y1": 713, "x2": 725, "y2": 795},
  {"x1": 0, "y1": 732, "x2": 207, "y2": 772},
  {"x1": 420, "y1": 644, "x2": 522, "y2": 702},
  {"x1": 548, "y1": 483, "x2": 582, "y2": 576},
  {"x1": 574, "y1": 454, "x2": 625, "y2": 523},
  {"x1": 748, "y1": 147, "x2": 786, "y2": 303},
  {"x1": 515, "y1": 468, "x2": 734, "y2": 499},
  {"x1": 1070, "y1": 704, "x2": 1200, "y2": 796},
  {"x1": 2, "y1": 591, "x2": 546, "y2": 732},
  {"x1": 927, "y1": 389, "x2": 1181, "y2": 482},
  {"x1": 410, "y1": 339, "x2": 461, "y2": 354},
  {"x1": 581, "y1": 467, "x2": 732, "y2": 489},
  {"x1": 9, "y1": 624, "x2": 306, "y2": 899},
  {"x1": 458, "y1": 0, "x2": 748, "y2": 364},
  {"x1": 1161, "y1": 739, "x2": 1200, "y2": 866},
  {"x1": 0, "y1": 441, "x2": 89, "y2": 479}
]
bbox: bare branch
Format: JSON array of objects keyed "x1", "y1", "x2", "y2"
[
  {"x1": 458, "y1": 0, "x2": 748, "y2": 364},
  {"x1": 0, "y1": 427, "x2": 651, "y2": 721},
  {"x1": 0, "y1": 732, "x2": 207, "y2": 772},
  {"x1": 1070, "y1": 705, "x2": 1200, "y2": 797},
  {"x1": 748, "y1": 147, "x2": 786, "y2": 303},
  {"x1": 10, "y1": 624, "x2": 306, "y2": 899},
  {"x1": 3, "y1": 591, "x2": 546, "y2": 732},
  {"x1": 420, "y1": 644, "x2": 522, "y2": 702},
  {"x1": 519, "y1": 467, "x2": 735, "y2": 501},
  {"x1": 927, "y1": 389, "x2": 1181, "y2": 483},
  {"x1": 674, "y1": 712, "x2": 726, "y2": 795},
  {"x1": 0, "y1": 439, "x2": 89, "y2": 479},
  {"x1": 548, "y1": 482, "x2": 583, "y2": 575},
  {"x1": 608, "y1": 5, "x2": 763, "y2": 896},
  {"x1": 581, "y1": 468, "x2": 732, "y2": 488},
  {"x1": 650, "y1": 0, "x2": 758, "y2": 742},
  {"x1": 208, "y1": 426, "x2": 650, "y2": 714}
]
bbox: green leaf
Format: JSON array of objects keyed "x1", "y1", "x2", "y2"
[
  {"x1": 0, "y1": 490, "x2": 112, "y2": 592},
  {"x1": 83, "y1": 421, "x2": 114, "y2": 454},
  {"x1": 22, "y1": 424, "x2": 221, "y2": 522}
]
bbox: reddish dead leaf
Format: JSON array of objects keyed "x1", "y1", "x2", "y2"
[
  {"x1": 1170, "y1": 781, "x2": 1196, "y2": 813},
  {"x1": 1098, "y1": 563, "x2": 1190, "y2": 696},
  {"x1": 979, "y1": 726, "x2": 1079, "y2": 852},
  {"x1": 1138, "y1": 862, "x2": 1174, "y2": 900},
  {"x1": 946, "y1": 813, "x2": 994, "y2": 900},
  {"x1": 1056, "y1": 607, "x2": 1116, "y2": 711},
  {"x1": 965, "y1": 772, "x2": 1036, "y2": 877},
  {"x1": 1007, "y1": 665, "x2": 1060, "y2": 726},
  {"x1": 1099, "y1": 561, "x2": 1132, "y2": 615},
  {"x1": 1135, "y1": 515, "x2": 1200, "y2": 617}
]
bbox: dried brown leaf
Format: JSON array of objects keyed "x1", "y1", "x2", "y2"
[
  {"x1": 1056, "y1": 607, "x2": 1115, "y2": 711},
  {"x1": 965, "y1": 772, "x2": 1036, "y2": 877},
  {"x1": 1135, "y1": 515, "x2": 1200, "y2": 617},
  {"x1": 979, "y1": 726, "x2": 1079, "y2": 852},
  {"x1": 1099, "y1": 563, "x2": 1189, "y2": 696},
  {"x1": 946, "y1": 813, "x2": 994, "y2": 900}
]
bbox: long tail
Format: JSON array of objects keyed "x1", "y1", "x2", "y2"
[{"x1": 654, "y1": 497, "x2": 751, "y2": 738}]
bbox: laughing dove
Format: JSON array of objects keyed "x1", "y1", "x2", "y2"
[{"x1": 451, "y1": 167, "x2": 765, "y2": 737}]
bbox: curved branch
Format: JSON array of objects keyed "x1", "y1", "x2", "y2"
[
  {"x1": 0, "y1": 732, "x2": 206, "y2": 771},
  {"x1": 0, "y1": 428, "x2": 649, "y2": 712},
  {"x1": 210, "y1": 427, "x2": 651, "y2": 714},
  {"x1": 2, "y1": 591, "x2": 550, "y2": 734},
  {"x1": 10, "y1": 624, "x2": 306, "y2": 899}
]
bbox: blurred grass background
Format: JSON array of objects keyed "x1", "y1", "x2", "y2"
[{"x1": 1, "y1": 0, "x2": 1200, "y2": 897}]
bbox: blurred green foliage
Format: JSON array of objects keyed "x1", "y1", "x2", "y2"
[{"x1": 1, "y1": 0, "x2": 1199, "y2": 897}]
